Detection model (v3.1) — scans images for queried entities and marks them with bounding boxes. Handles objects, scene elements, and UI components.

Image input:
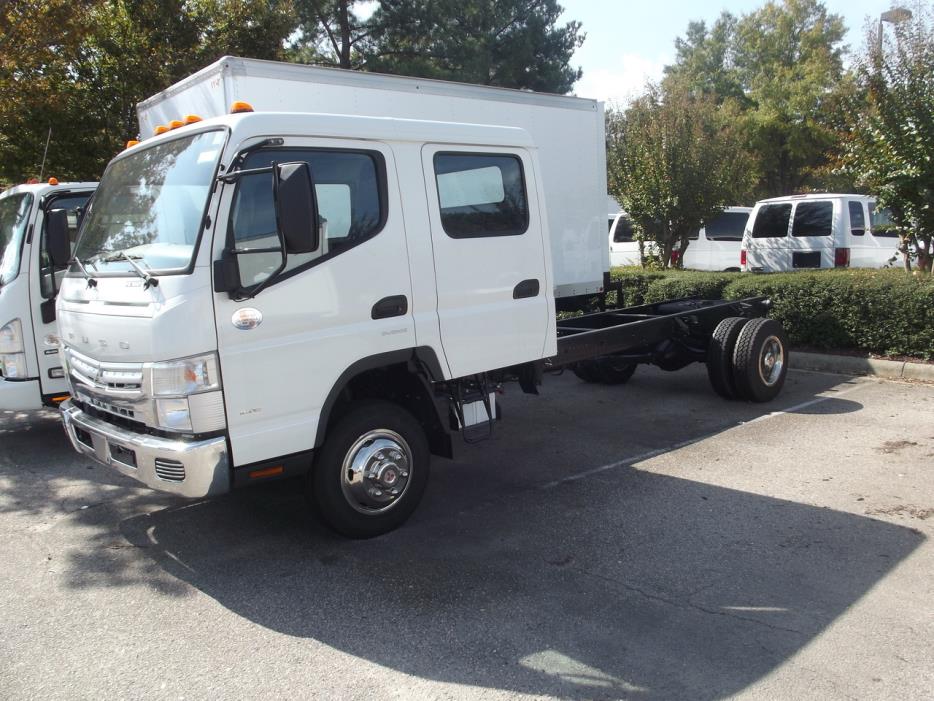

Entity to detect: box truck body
[137,57,609,299]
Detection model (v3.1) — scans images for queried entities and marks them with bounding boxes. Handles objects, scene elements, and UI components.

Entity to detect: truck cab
[58,111,555,536]
[0,181,96,410]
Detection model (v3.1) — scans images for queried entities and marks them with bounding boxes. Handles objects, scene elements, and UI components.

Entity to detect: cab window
[39,193,92,298]
[433,153,528,238]
[229,148,386,289]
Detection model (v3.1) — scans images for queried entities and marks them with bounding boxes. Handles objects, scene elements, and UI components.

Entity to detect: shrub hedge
[610,267,934,359]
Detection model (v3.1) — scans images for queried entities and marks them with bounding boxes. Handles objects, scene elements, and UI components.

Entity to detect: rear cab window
[792,201,833,237]
[433,153,528,238]
[751,203,792,238]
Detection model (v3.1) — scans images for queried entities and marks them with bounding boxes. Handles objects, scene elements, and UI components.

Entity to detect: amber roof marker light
[125,140,140,149]
[230,101,254,114]
[168,119,184,130]
[184,114,203,124]
[47,177,59,186]
[154,125,169,135]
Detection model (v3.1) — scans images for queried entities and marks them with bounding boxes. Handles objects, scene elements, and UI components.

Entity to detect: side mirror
[273,162,319,254]
[46,209,72,267]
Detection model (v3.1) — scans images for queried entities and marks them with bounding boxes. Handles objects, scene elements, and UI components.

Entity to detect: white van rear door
[747,203,793,271]
[788,199,836,269]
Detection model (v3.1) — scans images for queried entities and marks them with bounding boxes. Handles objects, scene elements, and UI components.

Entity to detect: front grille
[154,459,185,482]
[65,348,144,393]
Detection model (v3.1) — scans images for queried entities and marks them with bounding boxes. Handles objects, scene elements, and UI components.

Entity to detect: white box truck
[57,58,788,537]
[0,180,96,410]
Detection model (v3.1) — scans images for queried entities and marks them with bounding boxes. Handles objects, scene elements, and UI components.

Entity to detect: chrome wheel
[340,429,412,515]
[758,335,785,387]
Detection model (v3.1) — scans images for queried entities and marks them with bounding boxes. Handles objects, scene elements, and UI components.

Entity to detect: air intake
[154,459,185,482]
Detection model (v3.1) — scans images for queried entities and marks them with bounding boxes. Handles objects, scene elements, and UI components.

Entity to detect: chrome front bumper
[60,399,230,498]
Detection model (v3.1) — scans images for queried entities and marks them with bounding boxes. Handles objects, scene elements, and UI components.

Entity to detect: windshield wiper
[71,256,98,288]
[107,251,159,289]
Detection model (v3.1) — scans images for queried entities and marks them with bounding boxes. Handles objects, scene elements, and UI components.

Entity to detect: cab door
[212,139,416,467]
[30,190,94,400]
[421,146,549,378]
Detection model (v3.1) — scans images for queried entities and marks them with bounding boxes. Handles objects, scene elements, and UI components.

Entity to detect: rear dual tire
[707,317,788,402]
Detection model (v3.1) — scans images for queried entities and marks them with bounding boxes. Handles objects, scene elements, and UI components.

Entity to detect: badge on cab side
[232,308,263,330]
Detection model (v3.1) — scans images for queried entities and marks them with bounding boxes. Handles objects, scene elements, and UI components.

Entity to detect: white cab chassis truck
[57,58,788,537]
[0,181,95,409]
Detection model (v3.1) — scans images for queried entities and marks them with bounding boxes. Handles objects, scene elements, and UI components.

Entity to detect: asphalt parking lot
[1,364,932,700]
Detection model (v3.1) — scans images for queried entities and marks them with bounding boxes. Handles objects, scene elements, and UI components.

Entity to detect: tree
[663,0,848,198]
[842,7,934,273]
[0,0,296,182]
[606,87,754,268]
[363,0,584,93]
[288,1,373,68]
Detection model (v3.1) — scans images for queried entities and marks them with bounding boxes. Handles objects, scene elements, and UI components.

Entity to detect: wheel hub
[758,336,785,387]
[341,432,412,514]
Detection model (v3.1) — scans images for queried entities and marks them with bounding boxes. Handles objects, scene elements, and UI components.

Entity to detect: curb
[790,351,934,382]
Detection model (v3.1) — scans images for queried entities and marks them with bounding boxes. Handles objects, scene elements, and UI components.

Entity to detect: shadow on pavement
[0,368,914,699]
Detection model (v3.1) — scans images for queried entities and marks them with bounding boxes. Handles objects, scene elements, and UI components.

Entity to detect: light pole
[878,7,913,55]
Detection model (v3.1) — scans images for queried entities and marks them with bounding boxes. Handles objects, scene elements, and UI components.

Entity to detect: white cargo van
[608,208,640,267]
[0,181,96,409]
[682,207,750,272]
[741,194,899,272]
[57,57,786,538]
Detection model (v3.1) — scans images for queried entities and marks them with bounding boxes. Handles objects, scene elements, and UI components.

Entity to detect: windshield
[74,130,226,274]
[0,192,34,286]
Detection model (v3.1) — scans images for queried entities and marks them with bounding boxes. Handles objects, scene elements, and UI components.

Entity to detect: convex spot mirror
[274,162,319,254]
[45,209,72,267]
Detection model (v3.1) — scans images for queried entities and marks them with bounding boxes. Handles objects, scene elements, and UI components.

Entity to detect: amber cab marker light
[50,395,69,404]
[230,101,254,114]
[47,177,59,186]
[248,465,284,480]
[184,114,202,124]
[125,140,139,149]
[154,125,169,135]
[168,119,184,130]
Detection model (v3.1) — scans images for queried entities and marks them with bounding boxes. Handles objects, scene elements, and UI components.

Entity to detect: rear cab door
[421,145,550,378]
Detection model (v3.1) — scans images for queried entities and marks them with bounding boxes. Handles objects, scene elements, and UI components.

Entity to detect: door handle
[372,295,408,319]
[513,279,540,299]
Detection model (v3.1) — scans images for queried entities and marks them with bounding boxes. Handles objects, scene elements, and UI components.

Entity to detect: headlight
[150,353,221,397]
[1,353,27,379]
[0,319,24,354]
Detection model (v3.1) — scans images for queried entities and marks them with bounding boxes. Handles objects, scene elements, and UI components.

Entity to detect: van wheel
[732,319,789,402]
[706,317,749,399]
[308,400,430,538]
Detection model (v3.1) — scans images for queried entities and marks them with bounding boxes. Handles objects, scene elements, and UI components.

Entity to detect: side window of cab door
[39,194,91,298]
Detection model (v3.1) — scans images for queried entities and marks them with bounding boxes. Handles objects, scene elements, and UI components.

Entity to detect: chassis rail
[551,296,771,367]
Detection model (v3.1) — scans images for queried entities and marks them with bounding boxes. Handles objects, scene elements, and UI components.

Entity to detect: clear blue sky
[558,0,899,104]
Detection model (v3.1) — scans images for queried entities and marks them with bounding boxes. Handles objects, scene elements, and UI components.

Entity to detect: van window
[612,215,634,242]
[751,203,792,238]
[792,201,833,237]
[433,153,528,238]
[231,148,386,289]
[848,201,865,236]
[869,203,898,237]
[705,211,748,241]
[607,217,615,233]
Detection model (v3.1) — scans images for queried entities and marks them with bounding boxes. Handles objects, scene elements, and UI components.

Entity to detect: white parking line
[539,380,869,490]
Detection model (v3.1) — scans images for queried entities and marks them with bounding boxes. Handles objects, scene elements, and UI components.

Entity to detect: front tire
[309,400,430,538]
